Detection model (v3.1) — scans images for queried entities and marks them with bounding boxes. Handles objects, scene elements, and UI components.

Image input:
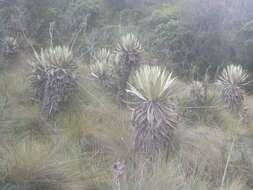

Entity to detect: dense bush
[143,4,179,61]
[142,1,241,79]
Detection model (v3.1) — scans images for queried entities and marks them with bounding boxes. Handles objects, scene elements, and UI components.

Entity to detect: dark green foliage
[1,0,253,79]
[55,0,103,35]
[178,0,228,75]
[236,21,253,81]
[143,1,237,79]
[23,0,57,43]
[143,4,179,62]
[120,9,145,27]
[104,0,126,12]
[0,0,24,36]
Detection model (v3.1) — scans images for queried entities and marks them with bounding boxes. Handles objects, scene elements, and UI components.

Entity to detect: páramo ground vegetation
[1,0,253,190]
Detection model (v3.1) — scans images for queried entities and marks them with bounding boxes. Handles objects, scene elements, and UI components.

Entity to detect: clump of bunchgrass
[175,126,227,184]
[0,140,86,190]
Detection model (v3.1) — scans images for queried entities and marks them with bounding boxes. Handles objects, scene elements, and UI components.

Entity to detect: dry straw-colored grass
[0,139,107,190]
[0,52,252,190]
